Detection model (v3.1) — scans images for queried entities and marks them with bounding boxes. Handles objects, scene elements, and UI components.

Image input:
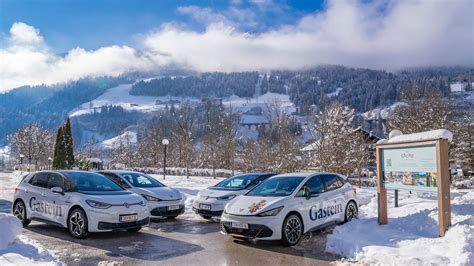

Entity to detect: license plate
[120,214,138,223]
[168,205,180,211]
[199,204,211,210]
[231,222,248,229]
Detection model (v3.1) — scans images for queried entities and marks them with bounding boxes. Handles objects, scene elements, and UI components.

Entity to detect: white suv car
[99,170,185,219]
[220,172,358,246]
[12,170,149,238]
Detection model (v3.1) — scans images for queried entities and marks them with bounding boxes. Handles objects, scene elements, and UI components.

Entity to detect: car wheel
[68,208,89,239]
[126,227,142,233]
[344,201,358,222]
[281,214,303,246]
[13,200,31,226]
[200,215,212,220]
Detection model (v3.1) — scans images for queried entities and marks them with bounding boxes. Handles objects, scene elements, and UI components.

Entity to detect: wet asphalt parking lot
[20,212,340,265]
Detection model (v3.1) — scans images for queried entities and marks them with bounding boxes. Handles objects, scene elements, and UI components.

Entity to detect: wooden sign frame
[376,138,451,237]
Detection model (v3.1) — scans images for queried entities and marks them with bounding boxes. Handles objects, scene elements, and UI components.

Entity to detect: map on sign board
[381,145,438,192]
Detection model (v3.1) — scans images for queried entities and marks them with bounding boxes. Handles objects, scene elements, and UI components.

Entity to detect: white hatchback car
[193,173,275,219]
[99,171,185,219]
[220,172,358,246]
[12,170,149,238]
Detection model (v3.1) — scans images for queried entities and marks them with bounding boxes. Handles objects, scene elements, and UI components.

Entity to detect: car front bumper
[192,198,227,217]
[146,200,185,218]
[220,212,283,240]
[86,205,149,232]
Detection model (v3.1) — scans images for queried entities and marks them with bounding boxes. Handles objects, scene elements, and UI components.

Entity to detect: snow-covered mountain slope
[99,130,137,149]
[69,83,200,117]
[69,82,295,118]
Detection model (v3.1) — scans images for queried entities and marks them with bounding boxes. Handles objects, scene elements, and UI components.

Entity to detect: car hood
[225,196,287,216]
[81,191,143,205]
[135,187,182,200]
[198,188,246,198]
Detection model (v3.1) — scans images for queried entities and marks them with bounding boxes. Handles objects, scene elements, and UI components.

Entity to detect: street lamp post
[162,139,169,180]
[19,154,24,173]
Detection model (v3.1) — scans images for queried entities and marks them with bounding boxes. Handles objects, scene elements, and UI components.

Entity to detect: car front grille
[150,205,185,217]
[192,207,223,216]
[221,222,273,238]
[98,217,149,230]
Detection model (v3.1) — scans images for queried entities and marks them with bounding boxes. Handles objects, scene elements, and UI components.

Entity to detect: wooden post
[394,190,399,207]
[436,139,451,237]
[376,146,388,224]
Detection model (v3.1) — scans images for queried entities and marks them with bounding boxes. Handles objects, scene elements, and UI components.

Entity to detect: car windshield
[120,173,164,188]
[64,172,124,192]
[214,174,262,189]
[247,176,305,197]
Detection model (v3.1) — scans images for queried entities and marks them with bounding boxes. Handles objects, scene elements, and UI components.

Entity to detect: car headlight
[86,200,112,209]
[217,194,236,200]
[141,194,162,201]
[257,206,284,217]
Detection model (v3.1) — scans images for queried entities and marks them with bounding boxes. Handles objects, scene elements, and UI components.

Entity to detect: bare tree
[170,101,196,178]
[389,87,452,133]
[111,132,137,168]
[8,123,54,169]
[311,102,366,175]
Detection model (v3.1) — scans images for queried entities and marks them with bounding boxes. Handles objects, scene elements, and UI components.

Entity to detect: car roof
[270,172,340,178]
[98,170,143,175]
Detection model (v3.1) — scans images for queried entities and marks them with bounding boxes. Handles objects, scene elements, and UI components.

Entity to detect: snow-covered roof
[379,129,453,144]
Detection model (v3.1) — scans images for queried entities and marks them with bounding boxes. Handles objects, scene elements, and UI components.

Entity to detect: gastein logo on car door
[309,203,342,221]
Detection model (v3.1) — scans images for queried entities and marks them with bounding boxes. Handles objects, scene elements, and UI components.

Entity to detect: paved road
[21,212,340,265]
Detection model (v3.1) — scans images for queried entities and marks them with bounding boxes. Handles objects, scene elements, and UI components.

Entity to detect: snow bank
[383,129,453,144]
[326,189,474,265]
[0,214,60,265]
[0,214,23,249]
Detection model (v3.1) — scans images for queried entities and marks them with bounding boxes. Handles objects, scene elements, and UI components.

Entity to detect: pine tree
[63,118,75,168]
[52,127,66,169]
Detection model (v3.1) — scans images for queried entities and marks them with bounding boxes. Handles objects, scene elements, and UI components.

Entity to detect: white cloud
[9,22,44,45]
[0,0,472,92]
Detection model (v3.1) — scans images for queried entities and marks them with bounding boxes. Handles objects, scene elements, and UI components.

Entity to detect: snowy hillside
[99,130,137,149]
[70,82,294,118]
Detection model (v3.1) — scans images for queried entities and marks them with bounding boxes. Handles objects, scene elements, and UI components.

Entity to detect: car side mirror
[51,186,64,195]
[303,186,311,200]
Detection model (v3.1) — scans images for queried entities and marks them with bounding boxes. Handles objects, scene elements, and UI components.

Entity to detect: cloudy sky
[0,0,472,92]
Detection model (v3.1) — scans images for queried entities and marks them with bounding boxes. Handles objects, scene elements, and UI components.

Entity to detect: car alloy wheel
[69,209,88,238]
[13,201,25,221]
[283,214,302,246]
[345,201,358,222]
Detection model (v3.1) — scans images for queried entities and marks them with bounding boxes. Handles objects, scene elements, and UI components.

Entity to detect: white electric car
[12,170,149,238]
[192,173,275,219]
[99,170,185,219]
[220,172,358,246]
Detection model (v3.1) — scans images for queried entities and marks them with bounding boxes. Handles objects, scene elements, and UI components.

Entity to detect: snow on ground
[0,172,61,265]
[326,188,473,265]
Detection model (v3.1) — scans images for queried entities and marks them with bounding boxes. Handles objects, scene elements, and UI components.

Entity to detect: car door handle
[41,193,46,196]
